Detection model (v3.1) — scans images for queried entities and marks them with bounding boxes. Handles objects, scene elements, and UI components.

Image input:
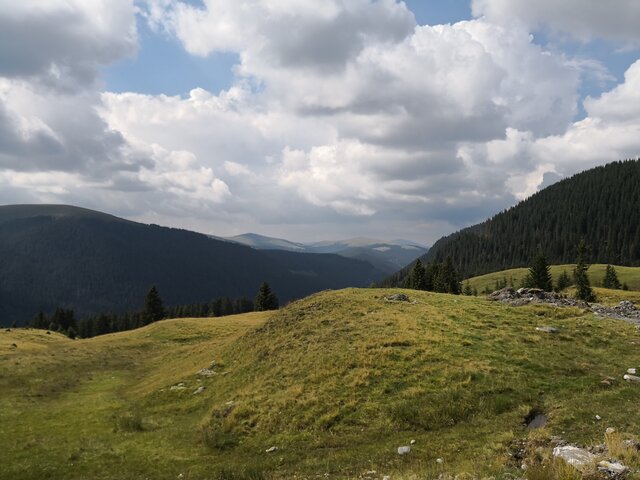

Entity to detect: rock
[397,446,411,455]
[265,446,278,453]
[170,383,186,391]
[535,326,559,334]
[197,368,216,377]
[623,439,640,451]
[628,368,637,375]
[225,400,235,407]
[385,294,411,302]
[624,374,640,383]
[436,458,444,464]
[606,427,616,434]
[553,445,596,470]
[526,413,548,429]
[193,386,205,395]
[598,460,628,475]
[410,439,416,445]
[595,415,602,421]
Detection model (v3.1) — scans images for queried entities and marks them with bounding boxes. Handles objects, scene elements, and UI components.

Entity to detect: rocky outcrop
[488,288,640,324]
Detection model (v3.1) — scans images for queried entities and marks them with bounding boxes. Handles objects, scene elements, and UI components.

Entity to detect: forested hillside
[386,159,640,284]
[0,205,384,325]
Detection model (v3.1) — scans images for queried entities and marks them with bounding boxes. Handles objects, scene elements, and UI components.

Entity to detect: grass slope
[2,290,640,479]
[466,264,640,294]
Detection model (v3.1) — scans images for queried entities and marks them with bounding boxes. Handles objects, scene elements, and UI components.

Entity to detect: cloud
[0,0,137,91]
[0,0,233,222]
[471,0,640,46]
[1,0,639,244]
[463,60,640,198]
[149,0,415,69]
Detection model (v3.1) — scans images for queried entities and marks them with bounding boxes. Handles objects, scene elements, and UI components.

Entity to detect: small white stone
[628,368,637,375]
[606,427,616,434]
[397,446,411,455]
[624,374,640,383]
[265,446,278,453]
[410,439,416,445]
[595,415,602,421]
[598,460,627,474]
[436,458,444,464]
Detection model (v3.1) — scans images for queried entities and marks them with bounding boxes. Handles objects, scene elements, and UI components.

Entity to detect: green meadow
[2,289,640,479]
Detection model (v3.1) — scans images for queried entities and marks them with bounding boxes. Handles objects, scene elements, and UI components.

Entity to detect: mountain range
[0,205,389,325]
[224,233,428,274]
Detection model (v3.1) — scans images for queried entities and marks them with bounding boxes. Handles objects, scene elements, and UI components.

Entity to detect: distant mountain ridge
[384,159,640,285]
[226,234,428,274]
[0,205,386,325]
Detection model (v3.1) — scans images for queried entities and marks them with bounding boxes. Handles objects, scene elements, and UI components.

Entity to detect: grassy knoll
[2,290,640,479]
[466,264,640,294]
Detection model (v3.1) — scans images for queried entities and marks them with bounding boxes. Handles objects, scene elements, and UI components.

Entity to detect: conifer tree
[254,282,279,311]
[408,259,427,290]
[574,240,596,302]
[143,285,165,324]
[528,250,553,291]
[555,270,572,292]
[602,264,622,289]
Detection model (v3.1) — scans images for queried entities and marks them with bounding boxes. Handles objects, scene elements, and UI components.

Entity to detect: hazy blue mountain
[224,234,429,274]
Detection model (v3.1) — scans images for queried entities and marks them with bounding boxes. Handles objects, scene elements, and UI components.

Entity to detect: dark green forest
[0,205,385,326]
[385,159,640,284]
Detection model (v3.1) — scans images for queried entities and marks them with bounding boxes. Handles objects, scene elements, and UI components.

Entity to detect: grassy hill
[2,289,640,479]
[466,264,640,294]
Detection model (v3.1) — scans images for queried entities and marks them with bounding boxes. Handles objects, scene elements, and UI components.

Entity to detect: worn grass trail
[1,290,640,479]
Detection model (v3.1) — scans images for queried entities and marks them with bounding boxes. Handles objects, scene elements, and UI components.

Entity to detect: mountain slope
[0,205,385,325]
[388,159,640,283]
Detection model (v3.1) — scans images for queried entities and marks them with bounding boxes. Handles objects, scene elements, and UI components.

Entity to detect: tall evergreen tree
[254,282,279,311]
[528,250,553,291]
[602,264,622,289]
[574,240,596,302]
[408,259,427,290]
[143,285,165,324]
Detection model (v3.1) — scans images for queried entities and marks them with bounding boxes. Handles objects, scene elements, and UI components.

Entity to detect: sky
[1,1,639,245]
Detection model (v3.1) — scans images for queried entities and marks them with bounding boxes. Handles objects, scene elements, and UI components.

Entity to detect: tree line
[27,282,280,339]
[402,239,628,302]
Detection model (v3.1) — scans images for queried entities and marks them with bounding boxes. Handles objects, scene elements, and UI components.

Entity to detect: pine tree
[574,240,596,302]
[528,250,552,291]
[555,270,572,292]
[408,259,427,290]
[143,285,165,324]
[254,282,279,311]
[602,264,622,289]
